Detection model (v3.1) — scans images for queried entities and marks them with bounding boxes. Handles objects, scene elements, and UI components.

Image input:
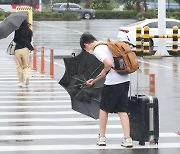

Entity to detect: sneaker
[18,82,25,87]
[121,137,133,148]
[97,135,106,146]
[25,77,29,86]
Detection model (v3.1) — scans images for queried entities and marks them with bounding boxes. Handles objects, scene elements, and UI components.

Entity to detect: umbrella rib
[72,63,103,99]
[68,83,86,88]
[72,84,88,99]
[72,76,86,82]
[88,63,103,79]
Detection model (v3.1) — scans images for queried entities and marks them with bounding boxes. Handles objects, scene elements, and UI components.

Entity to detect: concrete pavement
[0,19,180,154]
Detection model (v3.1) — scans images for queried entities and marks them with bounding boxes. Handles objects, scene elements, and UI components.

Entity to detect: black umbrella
[0,12,28,39]
[59,51,105,119]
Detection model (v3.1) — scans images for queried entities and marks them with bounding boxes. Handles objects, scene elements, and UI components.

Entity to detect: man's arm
[86,58,112,86]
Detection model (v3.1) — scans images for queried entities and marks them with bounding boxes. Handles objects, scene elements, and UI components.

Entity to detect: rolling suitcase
[128,73,159,145]
[128,95,159,145]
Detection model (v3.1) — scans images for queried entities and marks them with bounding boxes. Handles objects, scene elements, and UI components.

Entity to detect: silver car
[51,3,95,19]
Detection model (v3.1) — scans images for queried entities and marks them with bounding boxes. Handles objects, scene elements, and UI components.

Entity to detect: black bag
[128,95,159,145]
[7,40,16,55]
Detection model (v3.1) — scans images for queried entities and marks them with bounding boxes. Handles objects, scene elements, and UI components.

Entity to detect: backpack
[95,39,139,75]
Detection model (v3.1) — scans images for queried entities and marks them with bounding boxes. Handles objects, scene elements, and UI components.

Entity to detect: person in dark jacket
[13,20,34,87]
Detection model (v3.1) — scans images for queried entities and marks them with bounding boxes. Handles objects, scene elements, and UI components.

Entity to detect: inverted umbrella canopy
[59,51,105,119]
[0,12,28,39]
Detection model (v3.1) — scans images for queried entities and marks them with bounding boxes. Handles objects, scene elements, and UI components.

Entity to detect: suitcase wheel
[149,139,158,145]
[139,141,145,146]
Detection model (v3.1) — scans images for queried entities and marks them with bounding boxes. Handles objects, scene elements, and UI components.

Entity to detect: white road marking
[0,133,179,140]
[138,59,173,69]
[0,111,82,115]
[0,80,57,83]
[0,117,119,122]
[0,143,180,151]
[0,95,69,99]
[0,105,71,109]
[0,77,51,80]
[0,100,70,103]
[0,91,68,94]
[0,125,122,130]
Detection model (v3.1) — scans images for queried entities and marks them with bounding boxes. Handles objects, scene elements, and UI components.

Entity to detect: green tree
[91,0,115,10]
[85,0,90,8]
[122,0,134,10]
[135,0,141,12]
[29,0,36,9]
[174,0,180,6]
[51,0,81,3]
[68,0,81,3]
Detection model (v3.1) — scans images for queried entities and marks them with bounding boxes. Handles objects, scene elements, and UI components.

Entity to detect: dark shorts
[100,81,130,113]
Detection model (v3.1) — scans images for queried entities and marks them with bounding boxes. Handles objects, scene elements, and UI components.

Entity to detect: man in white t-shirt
[80,32,133,148]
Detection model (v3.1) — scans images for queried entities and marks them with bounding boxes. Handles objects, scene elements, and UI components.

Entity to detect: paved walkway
[0,56,180,154]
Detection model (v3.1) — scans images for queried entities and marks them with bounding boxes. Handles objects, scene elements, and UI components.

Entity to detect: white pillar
[155,0,169,56]
[39,0,42,12]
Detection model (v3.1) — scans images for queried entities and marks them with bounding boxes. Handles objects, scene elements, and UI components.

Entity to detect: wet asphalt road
[0,19,180,153]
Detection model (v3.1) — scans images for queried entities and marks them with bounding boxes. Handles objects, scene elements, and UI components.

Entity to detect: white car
[117,18,180,50]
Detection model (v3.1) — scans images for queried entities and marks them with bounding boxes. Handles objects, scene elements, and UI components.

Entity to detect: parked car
[117,18,180,50]
[51,3,95,19]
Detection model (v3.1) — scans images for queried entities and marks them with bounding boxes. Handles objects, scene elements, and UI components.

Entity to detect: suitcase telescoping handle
[148,96,155,144]
[129,70,139,99]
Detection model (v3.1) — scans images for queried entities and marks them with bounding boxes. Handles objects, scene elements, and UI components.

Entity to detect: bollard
[50,49,54,78]
[136,26,142,55]
[143,26,150,54]
[149,74,155,96]
[172,26,178,54]
[41,46,45,74]
[33,44,37,70]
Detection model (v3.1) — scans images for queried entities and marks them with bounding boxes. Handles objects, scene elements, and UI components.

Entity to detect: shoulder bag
[7,40,16,55]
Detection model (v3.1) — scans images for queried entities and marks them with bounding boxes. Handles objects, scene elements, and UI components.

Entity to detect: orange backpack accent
[95,39,139,75]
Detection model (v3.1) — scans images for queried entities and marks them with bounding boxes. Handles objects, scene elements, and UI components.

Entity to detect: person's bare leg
[99,109,108,136]
[118,112,130,137]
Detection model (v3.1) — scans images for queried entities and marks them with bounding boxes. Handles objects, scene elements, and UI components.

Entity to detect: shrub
[33,11,79,21]
[95,10,137,19]
[171,11,180,20]
[137,11,157,20]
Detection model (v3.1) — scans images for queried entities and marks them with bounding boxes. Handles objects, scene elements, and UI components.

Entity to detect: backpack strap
[93,40,115,72]
[93,41,107,50]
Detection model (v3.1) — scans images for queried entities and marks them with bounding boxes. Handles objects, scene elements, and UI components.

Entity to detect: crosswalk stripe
[0,133,179,140]
[0,125,122,130]
[0,111,82,115]
[0,95,70,98]
[0,80,57,83]
[0,100,70,103]
[0,117,119,122]
[0,143,180,151]
[0,91,68,94]
[0,86,63,89]
[0,105,71,109]
[0,77,52,80]
[0,74,45,77]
